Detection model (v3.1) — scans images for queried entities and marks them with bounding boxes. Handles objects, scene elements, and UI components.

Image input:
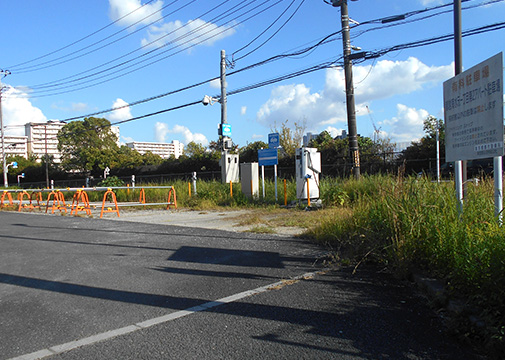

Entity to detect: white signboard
[443,52,503,162]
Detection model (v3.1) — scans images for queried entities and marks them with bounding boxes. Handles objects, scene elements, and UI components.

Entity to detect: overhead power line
[6,0,158,70]
[12,0,194,74]
[231,0,306,63]
[22,0,283,97]
[4,14,505,151]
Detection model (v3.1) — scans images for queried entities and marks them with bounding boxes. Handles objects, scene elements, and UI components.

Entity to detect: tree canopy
[398,116,445,174]
[58,117,120,175]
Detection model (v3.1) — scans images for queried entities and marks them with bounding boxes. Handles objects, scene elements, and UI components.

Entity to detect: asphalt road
[0,212,480,359]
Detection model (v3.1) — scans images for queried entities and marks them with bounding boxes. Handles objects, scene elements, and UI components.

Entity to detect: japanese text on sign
[443,53,504,162]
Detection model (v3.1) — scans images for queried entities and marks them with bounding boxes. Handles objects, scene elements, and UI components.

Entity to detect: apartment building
[24,121,66,163]
[0,136,28,159]
[126,140,184,159]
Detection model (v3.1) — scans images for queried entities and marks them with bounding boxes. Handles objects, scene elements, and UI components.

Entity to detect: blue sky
[0,0,504,149]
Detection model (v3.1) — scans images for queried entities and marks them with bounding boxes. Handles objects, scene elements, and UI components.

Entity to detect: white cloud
[121,135,135,144]
[71,103,90,112]
[383,104,430,142]
[256,57,452,135]
[209,79,221,89]
[109,0,164,27]
[251,134,263,140]
[0,85,47,135]
[141,18,235,49]
[52,101,91,112]
[418,0,443,5]
[257,84,323,126]
[108,98,132,122]
[240,106,247,116]
[155,122,208,146]
[324,126,345,138]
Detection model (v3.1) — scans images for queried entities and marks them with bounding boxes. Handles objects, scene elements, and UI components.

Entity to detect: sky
[0,0,504,150]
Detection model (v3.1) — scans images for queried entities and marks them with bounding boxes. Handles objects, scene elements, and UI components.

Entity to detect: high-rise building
[126,140,184,159]
[25,121,66,163]
[0,136,28,159]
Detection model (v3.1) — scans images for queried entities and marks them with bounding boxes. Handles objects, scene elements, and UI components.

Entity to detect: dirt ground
[98,208,307,237]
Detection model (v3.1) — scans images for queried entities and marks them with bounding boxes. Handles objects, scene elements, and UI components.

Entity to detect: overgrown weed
[306,174,505,355]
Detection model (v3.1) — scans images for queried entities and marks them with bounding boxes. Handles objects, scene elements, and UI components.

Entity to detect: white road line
[8,270,325,360]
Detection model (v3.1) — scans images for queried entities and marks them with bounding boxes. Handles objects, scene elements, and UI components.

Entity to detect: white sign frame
[443,52,503,162]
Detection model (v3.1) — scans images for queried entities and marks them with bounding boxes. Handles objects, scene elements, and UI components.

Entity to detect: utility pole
[453,0,464,214]
[0,88,6,188]
[220,50,228,129]
[0,70,10,188]
[333,0,360,179]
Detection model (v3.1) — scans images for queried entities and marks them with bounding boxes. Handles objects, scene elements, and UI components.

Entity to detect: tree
[115,146,143,170]
[141,151,164,166]
[272,119,305,159]
[57,117,120,175]
[239,141,268,163]
[398,116,445,174]
[184,142,207,160]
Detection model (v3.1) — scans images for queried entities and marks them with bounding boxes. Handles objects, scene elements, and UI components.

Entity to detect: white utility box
[240,162,259,199]
[295,147,321,200]
[221,152,239,183]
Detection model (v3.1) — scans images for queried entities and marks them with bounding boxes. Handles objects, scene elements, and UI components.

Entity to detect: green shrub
[97,176,124,187]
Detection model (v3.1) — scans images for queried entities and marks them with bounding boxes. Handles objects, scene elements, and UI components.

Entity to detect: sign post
[268,133,280,201]
[258,148,279,201]
[443,52,503,220]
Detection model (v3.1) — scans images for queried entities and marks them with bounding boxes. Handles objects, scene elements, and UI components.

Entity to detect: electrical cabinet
[221,152,239,183]
[295,147,321,200]
[240,162,259,199]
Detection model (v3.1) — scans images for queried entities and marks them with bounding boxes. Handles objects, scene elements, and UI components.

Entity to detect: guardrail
[1,186,177,218]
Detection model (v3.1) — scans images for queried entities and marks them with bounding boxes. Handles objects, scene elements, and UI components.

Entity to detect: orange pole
[307,179,311,207]
[127,184,130,195]
[188,182,191,197]
[230,181,233,198]
[284,179,287,206]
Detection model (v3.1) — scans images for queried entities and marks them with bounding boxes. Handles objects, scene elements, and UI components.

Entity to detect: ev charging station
[295,148,321,201]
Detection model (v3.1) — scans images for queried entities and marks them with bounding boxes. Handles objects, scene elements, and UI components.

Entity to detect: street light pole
[334,0,360,179]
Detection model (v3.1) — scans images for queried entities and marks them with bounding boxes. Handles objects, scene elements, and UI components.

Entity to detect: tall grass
[307,175,505,354]
[67,178,302,209]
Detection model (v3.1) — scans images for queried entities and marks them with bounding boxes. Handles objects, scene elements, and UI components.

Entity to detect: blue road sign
[222,124,232,137]
[268,133,280,149]
[258,148,278,166]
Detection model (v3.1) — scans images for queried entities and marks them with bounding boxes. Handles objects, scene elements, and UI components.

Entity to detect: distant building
[24,121,66,163]
[303,132,316,147]
[126,140,184,159]
[335,130,347,140]
[0,136,28,159]
[110,126,120,146]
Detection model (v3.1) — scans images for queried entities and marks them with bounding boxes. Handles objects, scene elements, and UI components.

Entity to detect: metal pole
[339,1,360,180]
[494,156,503,225]
[436,127,440,183]
[0,89,6,188]
[261,165,265,199]
[454,0,464,215]
[220,49,227,126]
[220,49,228,183]
[45,124,49,188]
[274,164,278,202]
